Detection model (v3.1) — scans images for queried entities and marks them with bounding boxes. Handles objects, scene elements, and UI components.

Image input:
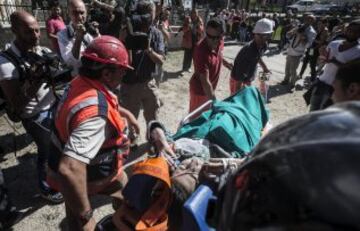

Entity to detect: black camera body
[125,14,152,50]
[297,24,307,34]
[25,51,72,87]
[84,21,99,37]
[124,0,153,50]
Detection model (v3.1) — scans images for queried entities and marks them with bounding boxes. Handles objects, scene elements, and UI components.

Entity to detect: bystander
[46,2,65,54]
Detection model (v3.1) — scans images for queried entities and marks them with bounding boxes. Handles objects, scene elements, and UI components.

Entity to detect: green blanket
[173,86,269,158]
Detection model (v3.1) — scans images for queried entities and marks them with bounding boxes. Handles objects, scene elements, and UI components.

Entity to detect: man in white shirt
[281,14,317,89]
[309,20,360,111]
[0,11,63,203]
[57,0,93,76]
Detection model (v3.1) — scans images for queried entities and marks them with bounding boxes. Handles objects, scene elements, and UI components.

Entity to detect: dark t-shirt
[122,26,165,84]
[231,40,266,81]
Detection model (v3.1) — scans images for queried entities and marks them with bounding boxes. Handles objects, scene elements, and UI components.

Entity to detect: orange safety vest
[112,156,171,231]
[48,76,129,194]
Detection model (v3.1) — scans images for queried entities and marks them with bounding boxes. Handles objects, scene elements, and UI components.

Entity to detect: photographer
[57,0,94,76]
[91,0,126,38]
[308,20,360,111]
[0,11,63,203]
[119,0,165,126]
[299,17,329,82]
[281,14,317,90]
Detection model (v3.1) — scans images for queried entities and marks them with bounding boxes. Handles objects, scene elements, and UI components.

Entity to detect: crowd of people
[0,0,360,229]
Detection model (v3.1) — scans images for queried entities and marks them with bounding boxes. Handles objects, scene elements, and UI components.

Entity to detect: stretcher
[174,85,269,158]
[96,86,269,231]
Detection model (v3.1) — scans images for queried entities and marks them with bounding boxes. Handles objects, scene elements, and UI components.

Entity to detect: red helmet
[82,35,133,70]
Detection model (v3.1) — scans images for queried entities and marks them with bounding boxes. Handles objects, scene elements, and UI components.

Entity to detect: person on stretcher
[96,85,269,231]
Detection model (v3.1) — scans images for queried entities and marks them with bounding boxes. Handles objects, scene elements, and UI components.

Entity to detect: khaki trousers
[119,79,162,124]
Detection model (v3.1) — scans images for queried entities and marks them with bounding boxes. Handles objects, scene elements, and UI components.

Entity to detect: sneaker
[280,80,289,85]
[40,189,64,204]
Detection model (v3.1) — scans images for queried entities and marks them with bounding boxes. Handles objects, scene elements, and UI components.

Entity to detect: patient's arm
[150,127,176,158]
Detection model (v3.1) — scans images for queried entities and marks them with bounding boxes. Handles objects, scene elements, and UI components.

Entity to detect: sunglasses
[206,33,222,40]
[257,33,272,39]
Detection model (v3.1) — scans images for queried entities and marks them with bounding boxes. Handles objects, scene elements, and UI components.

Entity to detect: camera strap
[135,31,153,76]
[0,46,49,108]
[1,48,27,82]
[0,48,28,121]
[135,52,145,76]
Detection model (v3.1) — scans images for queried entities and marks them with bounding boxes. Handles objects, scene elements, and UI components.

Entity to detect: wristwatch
[79,209,94,225]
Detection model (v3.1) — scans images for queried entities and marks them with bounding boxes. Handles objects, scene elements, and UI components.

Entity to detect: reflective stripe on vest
[54,76,124,141]
[50,76,129,187]
[65,96,99,134]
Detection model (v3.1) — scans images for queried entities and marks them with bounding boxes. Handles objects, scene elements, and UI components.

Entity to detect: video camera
[25,51,72,88]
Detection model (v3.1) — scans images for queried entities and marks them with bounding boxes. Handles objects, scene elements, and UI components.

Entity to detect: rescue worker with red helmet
[47,35,139,230]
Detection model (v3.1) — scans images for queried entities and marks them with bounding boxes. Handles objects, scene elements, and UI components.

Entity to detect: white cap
[253,18,274,34]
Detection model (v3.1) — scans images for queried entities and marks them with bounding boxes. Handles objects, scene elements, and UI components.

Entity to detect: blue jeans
[22,109,53,192]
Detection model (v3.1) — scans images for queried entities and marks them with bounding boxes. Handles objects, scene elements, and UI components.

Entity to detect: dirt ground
[0,46,309,230]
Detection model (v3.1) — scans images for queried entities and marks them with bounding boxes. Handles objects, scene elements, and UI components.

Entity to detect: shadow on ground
[0,132,33,158]
[162,70,183,82]
[267,83,291,102]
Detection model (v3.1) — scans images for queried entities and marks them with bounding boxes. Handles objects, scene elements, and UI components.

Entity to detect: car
[287,0,316,13]
[311,1,338,15]
[329,4,352,16]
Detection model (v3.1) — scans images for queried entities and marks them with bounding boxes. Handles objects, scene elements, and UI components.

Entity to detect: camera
[125,14,152,50]
[25,51,72,88]
[123,0,154,50]
[84,21,100,37]
[297,24,307,34]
